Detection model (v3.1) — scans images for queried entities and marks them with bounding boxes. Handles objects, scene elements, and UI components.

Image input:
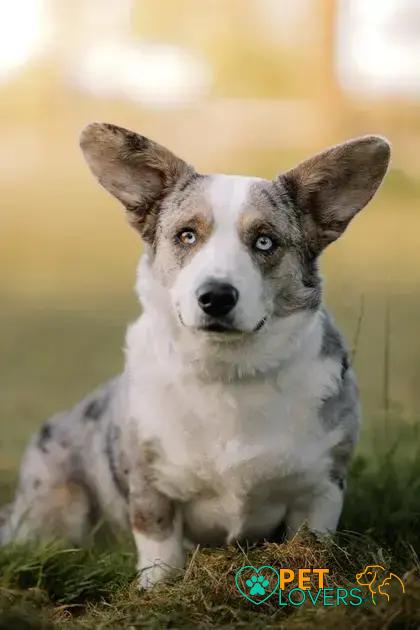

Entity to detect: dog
[0,123,390,588]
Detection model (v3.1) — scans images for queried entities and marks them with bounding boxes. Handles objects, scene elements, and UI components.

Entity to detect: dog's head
[80,123,389,340]
[356,565,386,588]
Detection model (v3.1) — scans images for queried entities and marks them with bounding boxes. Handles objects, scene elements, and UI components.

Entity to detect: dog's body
[1,125,389,588]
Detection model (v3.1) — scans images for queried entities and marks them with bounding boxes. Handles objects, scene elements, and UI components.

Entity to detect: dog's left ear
[277,136,390,254]
[80,123,193,242]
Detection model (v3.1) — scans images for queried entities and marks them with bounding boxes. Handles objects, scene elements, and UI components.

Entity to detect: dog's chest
[130,356,337,541]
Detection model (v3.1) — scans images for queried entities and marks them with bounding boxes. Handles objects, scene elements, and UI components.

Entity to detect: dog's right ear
[80,123,193,242]
[277,136,390,255]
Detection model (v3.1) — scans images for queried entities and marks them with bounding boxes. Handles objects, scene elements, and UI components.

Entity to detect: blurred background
[1,0,419,486]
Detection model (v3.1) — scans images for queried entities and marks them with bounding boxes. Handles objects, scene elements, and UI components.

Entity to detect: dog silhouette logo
[356,565,405,605]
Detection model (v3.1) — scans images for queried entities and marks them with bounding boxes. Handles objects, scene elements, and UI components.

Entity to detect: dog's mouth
[199,321,237,333]
[197,321,244,335]
[177,311,268,335]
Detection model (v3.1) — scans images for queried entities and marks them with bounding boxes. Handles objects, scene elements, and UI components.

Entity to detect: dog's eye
[254,235,274,252]
[178,230,197,246]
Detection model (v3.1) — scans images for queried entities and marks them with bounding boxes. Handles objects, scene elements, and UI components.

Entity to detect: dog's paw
[136,532,185,590]
[137,562,175,590]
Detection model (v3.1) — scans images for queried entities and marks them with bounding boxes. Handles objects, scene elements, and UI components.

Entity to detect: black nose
[196,281,239,318]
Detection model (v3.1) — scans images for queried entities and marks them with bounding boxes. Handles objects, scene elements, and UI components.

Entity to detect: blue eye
[255,235,273,251]
[178,230,197,245]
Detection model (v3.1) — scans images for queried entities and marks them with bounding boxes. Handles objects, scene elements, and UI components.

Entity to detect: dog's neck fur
[130,253,324,383]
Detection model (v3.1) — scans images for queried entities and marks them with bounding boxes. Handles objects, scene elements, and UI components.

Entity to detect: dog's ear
[80,123,193,242]
[277,136,390,255]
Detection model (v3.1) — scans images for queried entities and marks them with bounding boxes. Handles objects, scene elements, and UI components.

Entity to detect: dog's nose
[196,281,239,317]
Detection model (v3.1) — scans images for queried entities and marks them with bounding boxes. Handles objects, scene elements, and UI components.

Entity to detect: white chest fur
[125,311,343,543]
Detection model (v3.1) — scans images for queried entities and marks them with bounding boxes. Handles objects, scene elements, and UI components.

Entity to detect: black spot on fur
[299,251,319,290]
[84,395,109,421]
[321,315,344,358]
[341,355,349,380]
[320,313,351,381]
[125,131,150,153]
[329,470,346,491]
[105,424,129,500]
[37,423,52,453]
[102,123,150,153]
[177,171,200,194]
[173,172,204,209]
[33,479,41,489]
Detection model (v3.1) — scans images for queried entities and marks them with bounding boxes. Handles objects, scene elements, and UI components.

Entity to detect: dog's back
[0,377,129,544]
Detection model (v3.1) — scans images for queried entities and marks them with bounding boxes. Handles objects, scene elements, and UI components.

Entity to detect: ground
[1,434,419,629]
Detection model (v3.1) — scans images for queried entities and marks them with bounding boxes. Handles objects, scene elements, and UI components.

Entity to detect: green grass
[1,435,419,629]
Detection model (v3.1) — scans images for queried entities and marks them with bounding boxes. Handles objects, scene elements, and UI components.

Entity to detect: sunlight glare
[72,42,210,106]
[0,0,50,81]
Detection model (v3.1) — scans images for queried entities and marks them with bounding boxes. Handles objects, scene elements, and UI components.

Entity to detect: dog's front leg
[129,480,185,590]
[285,480,344,538]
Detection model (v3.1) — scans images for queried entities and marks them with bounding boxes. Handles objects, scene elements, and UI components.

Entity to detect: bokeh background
[1,0,420,488]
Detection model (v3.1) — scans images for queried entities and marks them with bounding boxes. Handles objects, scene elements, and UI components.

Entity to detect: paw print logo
[235,565,280,604]
[246,573,270,596]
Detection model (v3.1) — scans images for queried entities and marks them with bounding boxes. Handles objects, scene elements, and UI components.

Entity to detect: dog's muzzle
[177,280,268,335]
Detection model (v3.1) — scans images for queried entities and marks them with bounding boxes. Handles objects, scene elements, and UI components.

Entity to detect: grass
[1,434,419,629]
